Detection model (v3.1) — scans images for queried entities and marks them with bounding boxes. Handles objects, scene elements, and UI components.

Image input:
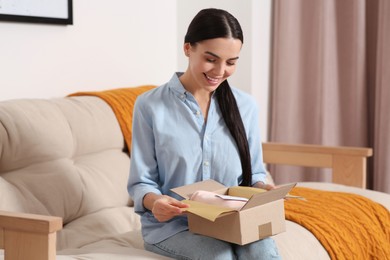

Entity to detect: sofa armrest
[0,210,62,260]
[262,142,373,188]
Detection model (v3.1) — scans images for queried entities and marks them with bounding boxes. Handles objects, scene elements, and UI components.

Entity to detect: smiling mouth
[204,74,222,84]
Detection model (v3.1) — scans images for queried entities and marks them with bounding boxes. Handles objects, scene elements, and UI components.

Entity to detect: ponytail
[215,81,252,186]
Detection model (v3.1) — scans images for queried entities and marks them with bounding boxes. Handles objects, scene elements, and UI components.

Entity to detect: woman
[128,8,280,259]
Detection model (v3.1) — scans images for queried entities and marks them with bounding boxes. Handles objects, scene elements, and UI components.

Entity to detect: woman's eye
[227,62,236,66]
[206,58,216,63]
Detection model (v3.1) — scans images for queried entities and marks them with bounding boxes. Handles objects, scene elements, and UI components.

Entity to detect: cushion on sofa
[0,96,132,225]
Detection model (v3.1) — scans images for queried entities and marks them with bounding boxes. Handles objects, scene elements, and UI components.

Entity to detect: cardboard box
[171,180,296,245]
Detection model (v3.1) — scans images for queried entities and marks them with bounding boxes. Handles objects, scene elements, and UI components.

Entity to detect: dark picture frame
[0,0,73,25]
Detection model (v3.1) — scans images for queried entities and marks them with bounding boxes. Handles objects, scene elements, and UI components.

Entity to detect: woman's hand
[253,181,276,191]
[144,193,189,222]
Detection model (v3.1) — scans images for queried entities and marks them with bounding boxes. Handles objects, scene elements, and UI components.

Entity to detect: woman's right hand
[144,193,189,222]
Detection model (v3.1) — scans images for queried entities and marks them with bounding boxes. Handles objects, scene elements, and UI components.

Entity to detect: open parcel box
[171,180,296,245]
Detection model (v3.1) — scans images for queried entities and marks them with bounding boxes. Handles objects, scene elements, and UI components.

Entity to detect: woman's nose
[214,62,225,75]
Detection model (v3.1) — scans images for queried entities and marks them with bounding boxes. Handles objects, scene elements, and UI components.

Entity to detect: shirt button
[195,111,201,116]
[180,94,185,99]
[203,161,209,166]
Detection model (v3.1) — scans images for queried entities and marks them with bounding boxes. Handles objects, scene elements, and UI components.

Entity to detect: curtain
[269,0,390,193]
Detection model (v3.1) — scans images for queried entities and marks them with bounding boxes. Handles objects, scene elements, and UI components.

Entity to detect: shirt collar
[169,72,188,100]
[168,72,217,101]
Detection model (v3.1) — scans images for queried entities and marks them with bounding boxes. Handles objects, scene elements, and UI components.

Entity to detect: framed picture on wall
[0,0,73,25]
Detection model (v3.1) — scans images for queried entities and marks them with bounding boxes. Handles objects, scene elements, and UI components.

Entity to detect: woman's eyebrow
[204,51,239,61]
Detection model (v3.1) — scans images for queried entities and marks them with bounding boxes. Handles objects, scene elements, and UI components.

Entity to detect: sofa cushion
[0,96,131,224]
[57,206,142,250]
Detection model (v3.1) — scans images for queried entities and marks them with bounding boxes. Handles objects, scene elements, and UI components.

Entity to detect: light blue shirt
[128,72,267,244]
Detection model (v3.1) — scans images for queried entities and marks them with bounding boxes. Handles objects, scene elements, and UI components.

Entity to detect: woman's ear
[184,43,191,57]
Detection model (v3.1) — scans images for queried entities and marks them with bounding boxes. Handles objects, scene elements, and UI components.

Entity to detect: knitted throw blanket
[285,187,390,260]
[69,85,155,152]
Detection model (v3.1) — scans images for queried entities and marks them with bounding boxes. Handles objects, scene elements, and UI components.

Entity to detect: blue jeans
[144,231,281,260]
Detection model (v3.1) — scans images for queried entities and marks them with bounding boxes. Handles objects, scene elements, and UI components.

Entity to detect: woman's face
[184,37,242,93]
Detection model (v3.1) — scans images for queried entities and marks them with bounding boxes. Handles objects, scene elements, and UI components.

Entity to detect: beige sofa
[1,94,388,260]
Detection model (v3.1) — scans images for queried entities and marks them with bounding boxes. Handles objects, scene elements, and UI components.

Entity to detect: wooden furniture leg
[0,211,62,260]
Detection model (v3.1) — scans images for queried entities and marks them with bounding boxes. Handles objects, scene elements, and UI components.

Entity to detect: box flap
[228,186,267,199]
[182,200,236,221]
[171,179,227,199]
[241,183,296,210]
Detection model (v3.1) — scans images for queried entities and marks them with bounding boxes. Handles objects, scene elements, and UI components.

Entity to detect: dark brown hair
[184,8,252,186]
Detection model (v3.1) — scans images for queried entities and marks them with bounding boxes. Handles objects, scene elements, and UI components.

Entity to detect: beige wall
[0,0,271,141]
[0,0,178,100]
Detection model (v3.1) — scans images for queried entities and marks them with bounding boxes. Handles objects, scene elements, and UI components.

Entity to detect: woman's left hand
[253,182,276,191]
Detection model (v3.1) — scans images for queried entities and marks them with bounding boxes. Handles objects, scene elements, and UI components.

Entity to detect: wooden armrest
[262,142,373,188]
[0,211,62,260]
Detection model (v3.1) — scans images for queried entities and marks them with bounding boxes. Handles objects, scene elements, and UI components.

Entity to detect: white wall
[0,0,272,140]
[177,0,272,141]
[0,0,177,100]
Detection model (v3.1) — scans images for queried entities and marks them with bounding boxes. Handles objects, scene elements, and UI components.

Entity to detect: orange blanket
[285,187,390,260]
[69,85,155,152]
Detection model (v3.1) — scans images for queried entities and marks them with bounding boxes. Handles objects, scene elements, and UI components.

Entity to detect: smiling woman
[180,37,242,118]
[127,8,281,260]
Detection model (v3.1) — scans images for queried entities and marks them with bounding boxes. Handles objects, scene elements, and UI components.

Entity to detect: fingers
[170,199,190,209]
[264,183,276,190]
[152,196,189,222]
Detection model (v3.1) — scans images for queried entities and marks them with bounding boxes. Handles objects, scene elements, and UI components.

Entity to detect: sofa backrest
[0,96,131,224]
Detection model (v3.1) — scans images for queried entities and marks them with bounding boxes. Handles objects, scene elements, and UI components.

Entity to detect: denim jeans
[144,231,281,260]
